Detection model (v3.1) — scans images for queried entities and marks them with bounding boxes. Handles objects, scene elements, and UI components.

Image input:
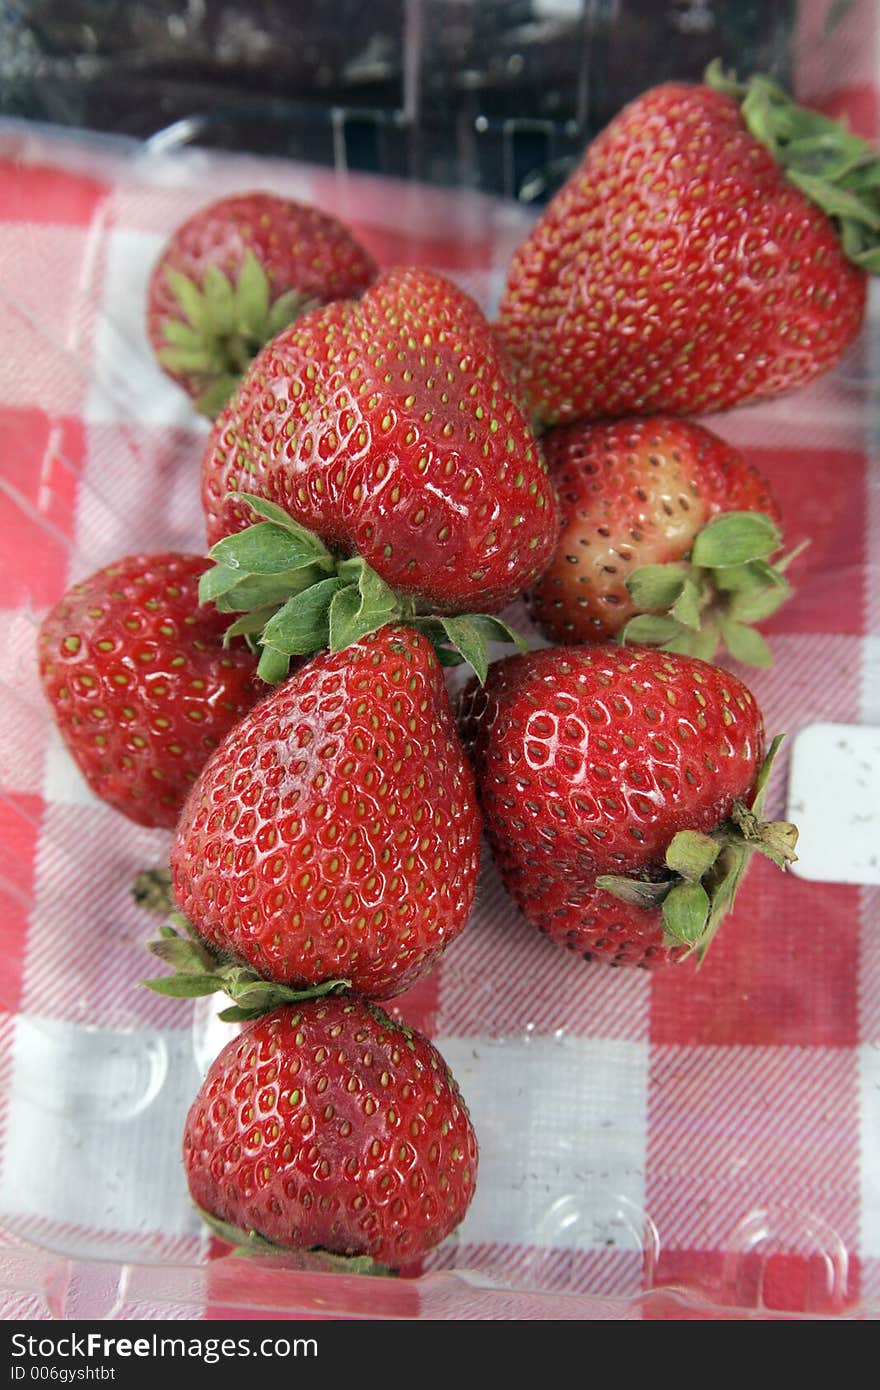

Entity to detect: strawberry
[195,267,559,675]
[459,644,797,967]
[38,554,262,829]
[529,416,796,667]
[165,625,481,1001]
[183,996,478,1267]
[147,191,377,417]
[497,67,879,425]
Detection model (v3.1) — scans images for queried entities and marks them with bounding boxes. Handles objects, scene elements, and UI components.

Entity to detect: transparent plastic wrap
[1,6,879,1322]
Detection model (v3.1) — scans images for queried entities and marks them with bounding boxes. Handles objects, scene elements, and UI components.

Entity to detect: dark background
[1,1,797,200]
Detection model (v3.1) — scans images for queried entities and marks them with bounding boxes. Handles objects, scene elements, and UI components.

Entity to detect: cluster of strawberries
[36,67,878,1270]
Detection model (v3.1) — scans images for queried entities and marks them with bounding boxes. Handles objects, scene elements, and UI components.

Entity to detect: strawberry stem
[158,253,321,417]
[142,911,352,1018]
[196,1206,394,1274]
[132,866,174,916]
[620,510,800,667]
[597,735,797,961]
[202,493,528,683]
[705,61,880,275]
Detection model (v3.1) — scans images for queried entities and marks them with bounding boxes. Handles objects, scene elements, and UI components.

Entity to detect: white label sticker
[787,722,880,885]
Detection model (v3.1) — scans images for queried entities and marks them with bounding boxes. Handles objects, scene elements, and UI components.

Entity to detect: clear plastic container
[1,1,879,1321]
[0,1,798,202]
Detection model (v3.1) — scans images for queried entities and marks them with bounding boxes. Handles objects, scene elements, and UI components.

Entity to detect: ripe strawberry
[183,996,478,1267]
[459,644,797,967]
[199,266,559,629]
[498,68,878,425]
[147,191,377,416]
[169,625,481,999]
[38,554,263,829]
[529,416,794,666]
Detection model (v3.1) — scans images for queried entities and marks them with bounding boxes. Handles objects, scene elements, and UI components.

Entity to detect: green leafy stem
[597,734,798,961]
[201,492,528,684]
[158,250,321,417]
[706,60,880,275]
[196,1207,393,1275]
[619,510,806,667]
[142,911,351,1023]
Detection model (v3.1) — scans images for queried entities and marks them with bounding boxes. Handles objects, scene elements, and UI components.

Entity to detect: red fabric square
[646,1247,859,1318]
[385,970,441,1039]
[351,222,494,273]
[204,1252,420,1318]
[817,86,880,141]
[859,886,880,1043]
[737,633,862,747]
[0,792,44,1012]
[644,1248,726,1318]
[650,863,861,1047]
[0,408,83,608]
[861,1256,880,1313]
[0,162,108,227]
[749,446,866,637]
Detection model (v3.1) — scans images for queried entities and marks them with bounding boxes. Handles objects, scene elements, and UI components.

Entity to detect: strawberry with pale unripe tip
[528,415,798,668]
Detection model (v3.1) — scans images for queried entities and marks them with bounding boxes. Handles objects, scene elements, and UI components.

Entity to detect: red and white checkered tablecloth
[0,0,879,1321]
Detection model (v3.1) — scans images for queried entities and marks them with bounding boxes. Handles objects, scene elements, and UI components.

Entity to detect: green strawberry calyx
[201,492,529,684]
[142,911,351,1023]
[597,734,798,962]
[195,1207,393,1275]
[619,510,806,668]
[706,60,880,275]
[132,865,174,915]
[156,250,321,417]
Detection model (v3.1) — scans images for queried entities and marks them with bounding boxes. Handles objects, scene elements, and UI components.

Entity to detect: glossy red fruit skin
[201,266,560,614]
[172,625,482,999]
[513,875,689,970]
[459,644,765,967]
[147,191,376,400]
[38,554,262,829]
[498,83,867,425]
[529,416,781,643]
[183,997,478,1266]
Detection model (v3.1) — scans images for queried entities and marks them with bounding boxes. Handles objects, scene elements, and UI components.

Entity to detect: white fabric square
[437,1034,649,1251]
[0,1015,202,1249]
[863,637,880,724]
[84,228,199,428]
[41,724,101,809]
[859,1041,880,1257]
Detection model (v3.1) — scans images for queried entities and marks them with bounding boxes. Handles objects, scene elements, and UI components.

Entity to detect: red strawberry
[199,267,559,625]
[529,416,793,666]
[498,69,877,425]
[38,554,263,829]
[147,191,377,416]
[459,644,797,967]
[169,625,481,1000]
[183,996,478,1267]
